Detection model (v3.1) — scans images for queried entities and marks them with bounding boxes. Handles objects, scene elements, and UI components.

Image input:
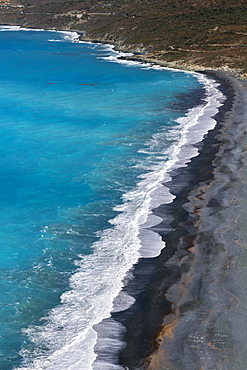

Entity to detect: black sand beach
[116,71,247,369]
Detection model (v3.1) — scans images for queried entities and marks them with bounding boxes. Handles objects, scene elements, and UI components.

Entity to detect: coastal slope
[0,0,247,73]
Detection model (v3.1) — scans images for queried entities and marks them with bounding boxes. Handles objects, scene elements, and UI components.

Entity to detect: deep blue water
[0,26,223,369]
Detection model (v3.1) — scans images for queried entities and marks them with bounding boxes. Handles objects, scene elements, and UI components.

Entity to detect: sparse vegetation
[0,0,247,71]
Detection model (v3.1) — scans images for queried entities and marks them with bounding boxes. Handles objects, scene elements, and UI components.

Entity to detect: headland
[0,0,247,76]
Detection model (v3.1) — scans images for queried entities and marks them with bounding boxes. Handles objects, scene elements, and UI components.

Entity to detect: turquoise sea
[0,26,224,369]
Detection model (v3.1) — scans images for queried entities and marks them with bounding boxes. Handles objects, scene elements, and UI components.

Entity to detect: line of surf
[2,27,225,370]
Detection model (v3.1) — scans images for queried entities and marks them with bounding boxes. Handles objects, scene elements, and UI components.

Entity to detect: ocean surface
[0,26,224,369]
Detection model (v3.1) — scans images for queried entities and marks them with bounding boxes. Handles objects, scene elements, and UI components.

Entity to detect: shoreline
[24,28,247,368]
[160,70,247,370]
[1,26,246,369]
[2,24,246,77]
[117,71,247,369]
[81,34,247,79]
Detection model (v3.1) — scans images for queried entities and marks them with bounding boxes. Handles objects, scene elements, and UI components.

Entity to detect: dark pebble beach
[116,71,247,370]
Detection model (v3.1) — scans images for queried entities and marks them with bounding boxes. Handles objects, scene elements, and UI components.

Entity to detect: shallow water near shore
[0,26,224,369]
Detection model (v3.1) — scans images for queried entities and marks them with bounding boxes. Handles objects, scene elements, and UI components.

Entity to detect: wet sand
[119,71,247,369]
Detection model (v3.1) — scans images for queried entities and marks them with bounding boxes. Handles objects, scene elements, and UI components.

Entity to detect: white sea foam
[17,209,142,369]
[0,25,22,31]
[133,72,225,257]
[0,25,46,32]
[93,319,127,370]
[48,39,63,42]
[59,31,81,43]
[0,26,80,43]
[14,30,225,370]
[17,73,225,370]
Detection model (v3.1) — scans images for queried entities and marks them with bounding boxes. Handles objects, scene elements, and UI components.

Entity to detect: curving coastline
[1,25,246,369]
[118,71,247,369]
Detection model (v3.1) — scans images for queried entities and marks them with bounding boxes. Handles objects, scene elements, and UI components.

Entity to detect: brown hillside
[0,0,247,72]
